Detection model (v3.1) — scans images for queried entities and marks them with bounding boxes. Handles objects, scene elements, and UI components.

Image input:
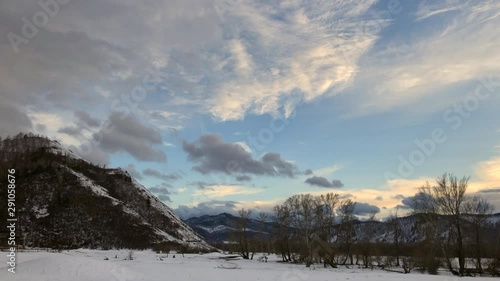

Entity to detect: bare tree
[388,209,402,267]
[273,204,292,262]
[464,196,495,273]
[257,212,269,258]
[237,208,251,259]
[337,199,356,265]
[412,173,469,276]
[313,193,339,267]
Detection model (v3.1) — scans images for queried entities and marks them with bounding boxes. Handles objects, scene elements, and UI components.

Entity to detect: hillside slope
[0,133,213,251]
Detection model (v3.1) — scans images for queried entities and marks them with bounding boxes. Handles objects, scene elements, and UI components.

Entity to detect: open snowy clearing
[0,250,495,281]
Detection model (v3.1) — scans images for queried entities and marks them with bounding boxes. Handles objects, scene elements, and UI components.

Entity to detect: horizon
[1,0,500,221]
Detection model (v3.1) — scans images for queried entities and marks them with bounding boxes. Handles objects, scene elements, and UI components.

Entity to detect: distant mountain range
[0,134,213,251]
[184,213,277,243]
[185,212,500,245]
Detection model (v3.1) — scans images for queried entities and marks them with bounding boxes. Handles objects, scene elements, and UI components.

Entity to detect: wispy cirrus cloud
[348,0,500,117]
[208,0,380,120]
[192,184,264,198]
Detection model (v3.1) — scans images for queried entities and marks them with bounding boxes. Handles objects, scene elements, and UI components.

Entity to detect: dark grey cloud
[182,134,300,177]
[353,202,380,215]
[174,200,241,219]
[478,188,500,193]
[149,186,171,195]
[236,175,252,182]
[35,124,47,132]
[157,194,172,203]
[58,126,80,135]
[340,193,354,199]
[305,176,344,188]
[0,0,222,147]
[0,104,32,136]
[188,181,212,190]
[96,112,166,162]
[149,182,175,203]
[331,180,344,188]
[75,111,100,128]
[58,112,100,137]
[392,194,405,200]
[143,168,181,181]
[304,169,313,175]
[125,164,143,180]
[401,192,435,210]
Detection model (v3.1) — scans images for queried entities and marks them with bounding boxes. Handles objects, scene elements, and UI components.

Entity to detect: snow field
[0,250,496,281]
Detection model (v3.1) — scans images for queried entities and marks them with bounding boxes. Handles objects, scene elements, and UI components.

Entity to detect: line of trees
[231,173,499,276]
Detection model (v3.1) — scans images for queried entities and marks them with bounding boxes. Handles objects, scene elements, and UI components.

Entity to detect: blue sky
[1,0,499,219]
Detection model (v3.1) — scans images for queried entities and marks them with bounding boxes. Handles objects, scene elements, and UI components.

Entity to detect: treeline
[227,174,499,276]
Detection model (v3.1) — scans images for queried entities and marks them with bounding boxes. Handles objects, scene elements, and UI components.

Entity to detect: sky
[1,0,500,220]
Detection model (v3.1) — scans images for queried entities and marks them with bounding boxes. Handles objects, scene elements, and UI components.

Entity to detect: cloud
[349,1,500,117]
[352,202,380,215]
[174,200,241,219]
[143,168,181,181]
[208,0,381,120]
[236,175,252,182]
[96,112,166,162]
[0,104,32,136]
[183,134,300,177]
[188,181,212,190]
[478,188,500,194]
[400,192,435,210]
[0,0,426,149]
[0,0,223,147]
[312,165,343,177]
[340,193,354,199]
[192,184,264,198]
[149,182,175,203]
[300,177,432,218]
[305,176,344,188]
[392,194,405,200]
[125,164,143,180]
[157,194,172,203]
[149,186,171,195]
[75,111,100,128]
[474,156,500,184]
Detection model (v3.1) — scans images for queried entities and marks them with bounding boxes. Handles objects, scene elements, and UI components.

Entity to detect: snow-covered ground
[0,250,495,281]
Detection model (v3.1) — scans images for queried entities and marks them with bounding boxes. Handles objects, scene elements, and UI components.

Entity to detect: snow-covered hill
[0,134,214,251]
